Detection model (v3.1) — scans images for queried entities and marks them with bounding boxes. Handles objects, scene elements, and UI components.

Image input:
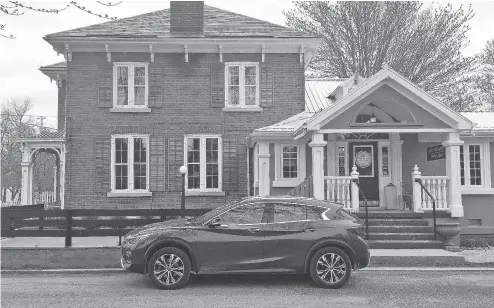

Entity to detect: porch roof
[254,111,315,134]
[461,112,494,133]
[17,130,65,141]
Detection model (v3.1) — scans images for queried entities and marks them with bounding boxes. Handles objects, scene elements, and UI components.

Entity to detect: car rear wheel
[147,247,191,290]
[309,247,352,289]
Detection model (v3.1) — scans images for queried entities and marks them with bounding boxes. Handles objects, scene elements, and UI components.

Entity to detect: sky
[1,0,494,128]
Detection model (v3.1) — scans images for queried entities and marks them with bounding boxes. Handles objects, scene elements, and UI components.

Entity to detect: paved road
[2,270,494,308]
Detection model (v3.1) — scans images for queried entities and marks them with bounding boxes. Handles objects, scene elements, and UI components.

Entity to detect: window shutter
[210,64,225,108]
[98,63,113,108]
[167,137,184,191]
[223,136,240,192]
[260,64,274,108]
[150,136,165,192]
[95,136,111,193]
[148,66,163,108]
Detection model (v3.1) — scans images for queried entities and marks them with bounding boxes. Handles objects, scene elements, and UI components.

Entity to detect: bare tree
[1,98,36,201]
[472,39,494,110]
[1,1,121,39]
[285,1,475,110]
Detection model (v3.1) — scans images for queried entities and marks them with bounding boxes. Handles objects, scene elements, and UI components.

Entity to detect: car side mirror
[208,218,221,228]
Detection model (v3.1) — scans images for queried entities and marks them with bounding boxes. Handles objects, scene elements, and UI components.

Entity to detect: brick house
[19,1,494,245]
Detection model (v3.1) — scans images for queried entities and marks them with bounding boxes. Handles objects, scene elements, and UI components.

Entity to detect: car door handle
[247,228,261,233]
[304,228,316,232]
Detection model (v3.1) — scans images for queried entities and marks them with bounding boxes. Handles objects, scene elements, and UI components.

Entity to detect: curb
[1,268,125,274]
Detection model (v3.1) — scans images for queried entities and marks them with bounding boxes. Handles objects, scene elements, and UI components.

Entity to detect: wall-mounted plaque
[427,145,446,161]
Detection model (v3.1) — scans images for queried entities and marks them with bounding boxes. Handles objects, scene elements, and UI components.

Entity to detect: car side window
[216,203,265,225]
[261,203,325,223]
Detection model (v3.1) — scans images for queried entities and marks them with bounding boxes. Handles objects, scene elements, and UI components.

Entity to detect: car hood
[125,218,198,238]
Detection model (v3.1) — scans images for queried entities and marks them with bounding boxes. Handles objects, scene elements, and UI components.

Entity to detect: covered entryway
[17,131,66,208]
[249,67,473,218]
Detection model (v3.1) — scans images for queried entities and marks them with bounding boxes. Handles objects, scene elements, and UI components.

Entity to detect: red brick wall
[64,52,304,209]
[58,80,66,131]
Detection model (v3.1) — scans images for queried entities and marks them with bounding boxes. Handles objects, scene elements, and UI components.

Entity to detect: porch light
[369,113,377,123]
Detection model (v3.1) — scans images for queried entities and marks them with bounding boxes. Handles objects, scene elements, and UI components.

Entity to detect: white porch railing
[34,191,56,204]
[411,165,450,212]
[324,166,360,212]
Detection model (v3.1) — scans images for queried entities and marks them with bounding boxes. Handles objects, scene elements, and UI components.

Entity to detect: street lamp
[179,165,187,218]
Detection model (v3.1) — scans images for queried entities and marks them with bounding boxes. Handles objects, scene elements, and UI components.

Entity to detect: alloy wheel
[153,254,185,286]
[316,253,347,284]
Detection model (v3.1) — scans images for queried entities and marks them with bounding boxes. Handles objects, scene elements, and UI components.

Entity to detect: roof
[40,62,67,70]
[18,130,65,140]
[45,5,316,39]
[305,78,345,113]
[461,112,494,132]
[254,111,315,133]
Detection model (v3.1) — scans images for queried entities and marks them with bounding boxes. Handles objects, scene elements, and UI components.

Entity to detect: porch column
[442,132,464,217]
[53,165,58,199]
[390,137,403,198]
[20,143,32,205]
[257,142,270,196]
[60,152,65,209]
[309,133,327,200]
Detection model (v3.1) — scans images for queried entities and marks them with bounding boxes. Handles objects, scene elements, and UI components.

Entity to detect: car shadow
[127,272,362,290]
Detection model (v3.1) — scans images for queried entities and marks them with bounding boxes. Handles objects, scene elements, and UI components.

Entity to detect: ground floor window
[111,135,149,192]
[273,143,306,187]
[184,135,223,192]
[460,142,491,188]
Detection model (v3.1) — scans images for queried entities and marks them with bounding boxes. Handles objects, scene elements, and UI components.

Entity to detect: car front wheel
[309,247,352,289]
[147,247,191,290]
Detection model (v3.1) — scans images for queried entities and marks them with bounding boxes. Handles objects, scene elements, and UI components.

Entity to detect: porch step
[366,219,429,226]
[370,233,436,241]
[368,240,443,249]
[368,225,434,233]
[357,211,424,219]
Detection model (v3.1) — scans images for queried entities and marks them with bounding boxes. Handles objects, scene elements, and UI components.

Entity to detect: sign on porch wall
[427,145,446,161]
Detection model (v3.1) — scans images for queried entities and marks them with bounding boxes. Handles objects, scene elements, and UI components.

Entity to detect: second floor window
[225,62,259,108]
[113,63,148,108]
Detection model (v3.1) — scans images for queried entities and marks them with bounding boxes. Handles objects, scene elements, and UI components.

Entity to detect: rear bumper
[356,248,370,269]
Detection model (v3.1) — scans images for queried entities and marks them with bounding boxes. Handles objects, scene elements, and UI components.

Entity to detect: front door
[349,142,379,203]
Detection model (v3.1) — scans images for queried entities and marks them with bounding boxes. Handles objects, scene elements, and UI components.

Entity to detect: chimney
[170,1,204,36]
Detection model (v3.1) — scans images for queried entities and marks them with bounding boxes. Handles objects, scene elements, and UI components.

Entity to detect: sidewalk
[1,236,119,248]
[1,236,493,270]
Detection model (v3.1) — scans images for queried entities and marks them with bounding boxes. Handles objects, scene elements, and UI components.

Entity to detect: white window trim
[253,144,259,189]
[224,62,260,108]
[461,142,491,190]
[110,134,150,193]
[113,62,149,108]
[273,143,306,187]
[184,135,223,193]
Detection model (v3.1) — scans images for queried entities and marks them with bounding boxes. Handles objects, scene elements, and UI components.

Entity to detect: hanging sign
[427,145,446,161]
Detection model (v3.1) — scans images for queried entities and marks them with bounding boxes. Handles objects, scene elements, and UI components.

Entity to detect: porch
[249,67,473,220]
[16,131,66,208]
[250,131,461,217]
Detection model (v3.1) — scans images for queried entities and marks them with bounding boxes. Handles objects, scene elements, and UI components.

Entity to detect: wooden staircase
[356,210,443,249]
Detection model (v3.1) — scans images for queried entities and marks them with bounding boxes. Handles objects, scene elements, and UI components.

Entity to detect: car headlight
[123,233,152,248]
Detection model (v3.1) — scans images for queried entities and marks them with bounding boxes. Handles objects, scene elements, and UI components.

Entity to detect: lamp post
[179,166,187,218]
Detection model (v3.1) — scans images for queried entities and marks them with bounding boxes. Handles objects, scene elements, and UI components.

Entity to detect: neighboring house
[18,1,494,239]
